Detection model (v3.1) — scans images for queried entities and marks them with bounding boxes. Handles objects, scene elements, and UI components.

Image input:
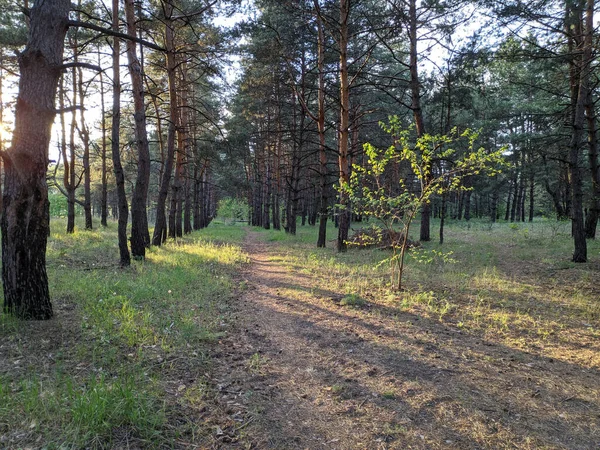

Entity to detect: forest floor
[1,220,599,449]
[208,228,600,449]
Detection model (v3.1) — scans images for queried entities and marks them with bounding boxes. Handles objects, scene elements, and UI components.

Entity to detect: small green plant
[331,384,344,395]
[247,353,266,374]
[382,391,396,400]
[410,248,457,266]
[339,293,367,307]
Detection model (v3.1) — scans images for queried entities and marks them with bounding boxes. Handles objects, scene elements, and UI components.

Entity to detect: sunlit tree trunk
[337,0,351,252]
[1,0,71,319]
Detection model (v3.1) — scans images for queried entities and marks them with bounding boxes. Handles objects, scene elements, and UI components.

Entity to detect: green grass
[1,215,599,447]
[248,217,600,353]
[0,219,248,448]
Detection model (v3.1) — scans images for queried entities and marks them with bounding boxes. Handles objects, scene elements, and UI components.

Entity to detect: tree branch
[59,62,103,72]
[68,20,166,52]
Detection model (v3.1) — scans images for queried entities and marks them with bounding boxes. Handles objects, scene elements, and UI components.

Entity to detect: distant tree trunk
[504,189,511,221]
[58,78,75,233]
[99,49,108,227]
[314,22,329,248]
[77,65,93,230]
[1,0,71,319]
[67,68,78,233]
[584,23,599,238]
[193,162,201,229]
[170,88,186,238]
[263,162,271,230]
[152,0,177,246]
[184,173,192,234]
[439,191,447,244]
[337,0,351,252]
[125,0,151,257]
[490,188,499,222]
[112,0,131,267]
[528,168,535,222]
[464,190,472,221]
[566,0,588,262]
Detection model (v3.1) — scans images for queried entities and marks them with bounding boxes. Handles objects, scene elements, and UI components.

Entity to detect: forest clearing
[1,219,598,448]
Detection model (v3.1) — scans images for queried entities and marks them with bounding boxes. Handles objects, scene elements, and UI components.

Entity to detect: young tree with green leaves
[343,118,505,290]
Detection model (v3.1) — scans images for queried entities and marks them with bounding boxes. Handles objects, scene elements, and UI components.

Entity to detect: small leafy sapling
[341,117,506,291]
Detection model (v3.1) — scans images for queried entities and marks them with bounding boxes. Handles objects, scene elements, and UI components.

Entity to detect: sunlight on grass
[0,218,248,447]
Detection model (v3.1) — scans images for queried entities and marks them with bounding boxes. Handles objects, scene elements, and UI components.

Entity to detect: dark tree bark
[566,0,588,262]
[1,0,71,319]
[99,49,108,227]
[152,0,178,246]
[316,39,329,247]
[125,0,151,257]
[406,0,430,242]
[584,4,599,238]
[439,191,447,244]
[337,0,351,252]
[112,0,131,267]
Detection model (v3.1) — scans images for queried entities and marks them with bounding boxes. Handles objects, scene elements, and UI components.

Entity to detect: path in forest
[210,231,396,449]
[207,231,600,449]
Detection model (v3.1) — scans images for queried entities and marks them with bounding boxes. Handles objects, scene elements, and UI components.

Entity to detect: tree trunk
[337,0,350,252]
[1,0,71,319]
[112,0,131,267]
[99,49,108,227]
[77,65,93,230]
[152,0,177,246]
[125,0,151,257]
[407,0,430,241]
[314,6,329,248]
[584,1,599,238]
[566,0,588,262]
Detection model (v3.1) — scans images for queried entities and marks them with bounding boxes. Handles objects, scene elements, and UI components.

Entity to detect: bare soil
[208,232,600,449]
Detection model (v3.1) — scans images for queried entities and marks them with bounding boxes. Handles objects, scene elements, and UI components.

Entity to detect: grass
[0,219,248,448]
[240,217,600,448]
[249,217,600,362]
[1,216,599,448]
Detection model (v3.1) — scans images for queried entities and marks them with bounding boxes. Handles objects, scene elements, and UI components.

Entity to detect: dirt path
[208,232,599,449]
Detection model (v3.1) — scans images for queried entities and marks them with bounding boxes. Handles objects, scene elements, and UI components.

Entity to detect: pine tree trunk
[2,0,71,319]
[152,2,177,246]
[99,51,108,227]
[77,65,93,230]
[337,0,350,252]
[567,0,588,262]
[125,0,150,257]
[112,0,131,267]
